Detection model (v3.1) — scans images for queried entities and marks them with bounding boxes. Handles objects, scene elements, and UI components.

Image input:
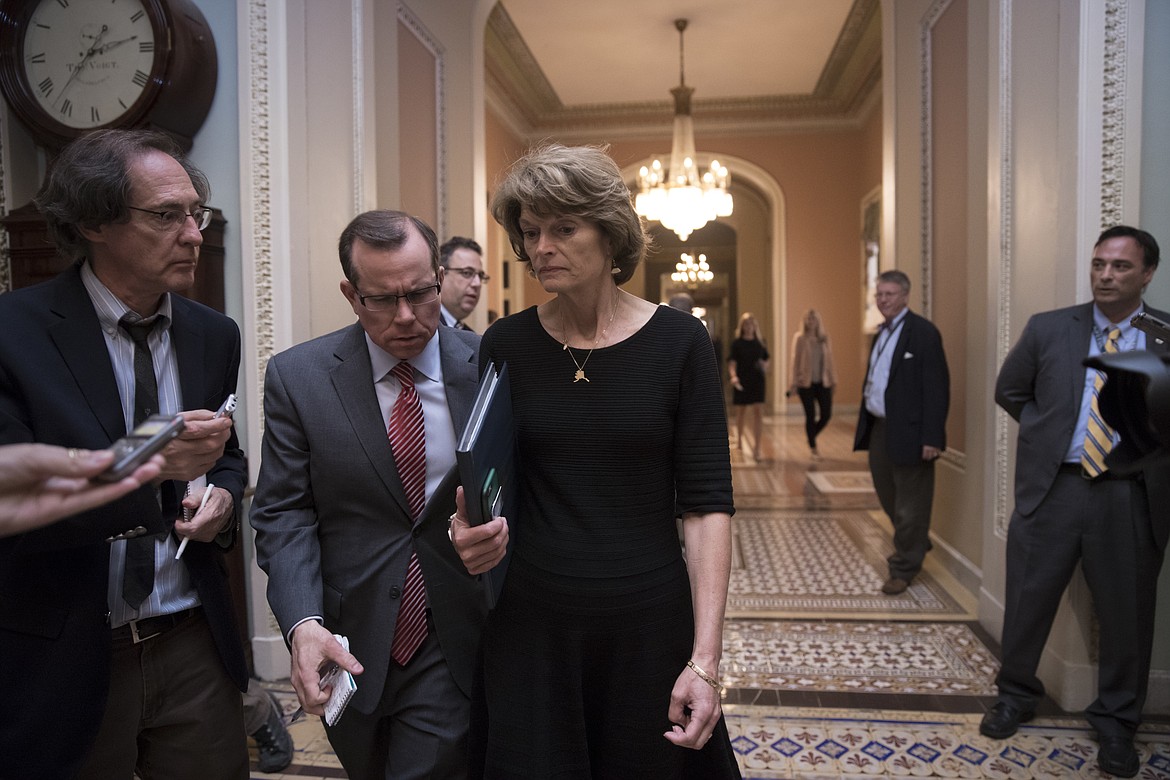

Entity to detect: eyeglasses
[128,206,213,231]
[445,267,490,283]
[356,283,441,311]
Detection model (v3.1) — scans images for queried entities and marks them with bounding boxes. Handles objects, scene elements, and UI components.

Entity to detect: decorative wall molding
[398,2,448,238]
[994,0,1014,538]
[1099,0,1127,227]
[246,0,276,400]
[918,0,954,319]
[352,0,366,215]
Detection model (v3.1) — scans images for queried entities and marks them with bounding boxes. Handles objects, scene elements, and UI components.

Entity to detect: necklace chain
[561,295,619,383]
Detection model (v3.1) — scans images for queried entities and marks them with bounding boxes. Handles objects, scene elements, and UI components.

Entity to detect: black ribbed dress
[729,337,769,405]
[473,304,739,779]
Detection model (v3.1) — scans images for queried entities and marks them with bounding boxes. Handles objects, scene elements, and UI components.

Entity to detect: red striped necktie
[387,362,428,665]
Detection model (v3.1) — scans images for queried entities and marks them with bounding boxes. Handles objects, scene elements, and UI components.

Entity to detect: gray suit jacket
[995,301,1170,547]
[251,323,486,713]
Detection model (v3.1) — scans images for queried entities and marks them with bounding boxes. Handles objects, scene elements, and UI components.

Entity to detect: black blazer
[0,265,248,779]
[854,310,950,465]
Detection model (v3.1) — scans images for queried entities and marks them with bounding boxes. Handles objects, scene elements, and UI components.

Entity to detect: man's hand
[289,621,364,717]
[157,409,232,482]
[173,485,234,542]
[448,486,509,575]
[922,445,942,461]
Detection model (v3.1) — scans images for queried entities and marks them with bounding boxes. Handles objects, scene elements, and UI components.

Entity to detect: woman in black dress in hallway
[728,312,769,459]
[448,142,739,779]
[788,308,837,459]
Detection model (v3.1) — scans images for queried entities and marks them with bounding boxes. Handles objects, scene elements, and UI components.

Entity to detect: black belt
[1057,462,1135,482]
[112,607,198,644]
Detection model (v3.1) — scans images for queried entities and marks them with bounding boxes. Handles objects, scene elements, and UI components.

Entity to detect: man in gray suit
[251,210,486,779]
[985,226,1168,778]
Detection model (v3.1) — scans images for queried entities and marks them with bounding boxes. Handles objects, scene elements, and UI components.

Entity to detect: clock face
[22,0,160,131]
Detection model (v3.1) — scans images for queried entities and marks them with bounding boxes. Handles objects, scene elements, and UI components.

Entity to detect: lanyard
[870,318,905,368]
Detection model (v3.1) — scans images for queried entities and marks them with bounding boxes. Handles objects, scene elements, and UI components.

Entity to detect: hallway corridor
[250,415,1170,778]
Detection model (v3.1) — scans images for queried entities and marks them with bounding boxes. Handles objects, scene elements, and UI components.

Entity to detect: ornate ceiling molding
[486,0,881,141]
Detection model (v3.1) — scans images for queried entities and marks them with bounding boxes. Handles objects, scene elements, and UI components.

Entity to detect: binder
[456,361,516,606]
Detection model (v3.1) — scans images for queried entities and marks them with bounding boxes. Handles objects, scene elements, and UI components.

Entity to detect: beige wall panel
[397,21,439,230]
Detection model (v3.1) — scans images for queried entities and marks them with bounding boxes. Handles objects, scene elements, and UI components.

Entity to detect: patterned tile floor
[249,415,1170,778]
[725,705,1170,779]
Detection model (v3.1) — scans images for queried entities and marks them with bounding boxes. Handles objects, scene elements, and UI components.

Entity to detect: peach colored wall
[930,0,968,453]
[397,21,438,230]
[605,121,882,409]
[483,110,538,316]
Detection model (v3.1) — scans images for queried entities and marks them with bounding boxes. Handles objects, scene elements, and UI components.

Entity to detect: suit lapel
[886,311,913,381]
[330,325,414,519]
[169,297,207,411]
[46,269,126,441]
[438,327,478,437]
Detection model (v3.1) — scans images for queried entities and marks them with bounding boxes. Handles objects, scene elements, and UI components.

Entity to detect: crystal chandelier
[671,252,713,288]
[635,19,733,242]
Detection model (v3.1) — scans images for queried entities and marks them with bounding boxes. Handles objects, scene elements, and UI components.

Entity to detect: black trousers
[867,418,935,581]
[996,469,1164,738]
[796,383,832,448]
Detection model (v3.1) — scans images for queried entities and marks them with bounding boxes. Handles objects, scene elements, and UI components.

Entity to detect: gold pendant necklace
[561,295,619,383]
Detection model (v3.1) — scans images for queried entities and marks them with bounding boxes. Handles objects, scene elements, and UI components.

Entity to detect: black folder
[456,361,516,606]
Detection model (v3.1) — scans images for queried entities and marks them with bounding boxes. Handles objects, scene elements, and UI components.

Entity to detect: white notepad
[320,634,357,726]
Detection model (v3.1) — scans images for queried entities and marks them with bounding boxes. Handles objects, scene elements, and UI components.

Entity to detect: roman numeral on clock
[132,70,149,87]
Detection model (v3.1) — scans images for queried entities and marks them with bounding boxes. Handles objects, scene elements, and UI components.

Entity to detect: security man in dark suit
[854,269,950,596]
[0,130,249,778]
[985,226,1168,778]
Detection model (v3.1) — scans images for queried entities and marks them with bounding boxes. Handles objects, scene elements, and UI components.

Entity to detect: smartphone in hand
[93,413,184,483]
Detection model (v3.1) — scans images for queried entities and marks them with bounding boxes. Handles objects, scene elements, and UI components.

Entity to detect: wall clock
[0,0,217,150]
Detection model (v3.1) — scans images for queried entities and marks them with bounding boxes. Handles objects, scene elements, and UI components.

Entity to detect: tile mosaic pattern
[725,704,1170,779]
[729,511,969,618]
[724,621,999,696]
[735,467,789,497]
[807,470,877,493]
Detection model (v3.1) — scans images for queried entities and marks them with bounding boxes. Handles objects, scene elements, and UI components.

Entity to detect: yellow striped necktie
[1080,327,1121,477]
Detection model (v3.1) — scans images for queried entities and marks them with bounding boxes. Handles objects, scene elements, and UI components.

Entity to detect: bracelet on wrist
[687,659,724,694]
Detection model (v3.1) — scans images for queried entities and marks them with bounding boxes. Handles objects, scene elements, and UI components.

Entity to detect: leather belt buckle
[128,618,162,644]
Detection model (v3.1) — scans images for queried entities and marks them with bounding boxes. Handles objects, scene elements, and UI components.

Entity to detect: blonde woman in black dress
[728,312,769,460]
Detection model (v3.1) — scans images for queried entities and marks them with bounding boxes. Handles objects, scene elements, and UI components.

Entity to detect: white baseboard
[251,635,291,681]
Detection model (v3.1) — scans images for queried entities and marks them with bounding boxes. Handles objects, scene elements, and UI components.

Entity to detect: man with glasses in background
[251,210,490,778]
[0,129,250,778]
[438,236,488,331]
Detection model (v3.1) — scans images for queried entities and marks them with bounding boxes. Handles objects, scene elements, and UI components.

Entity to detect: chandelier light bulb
[633,19,734,242]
